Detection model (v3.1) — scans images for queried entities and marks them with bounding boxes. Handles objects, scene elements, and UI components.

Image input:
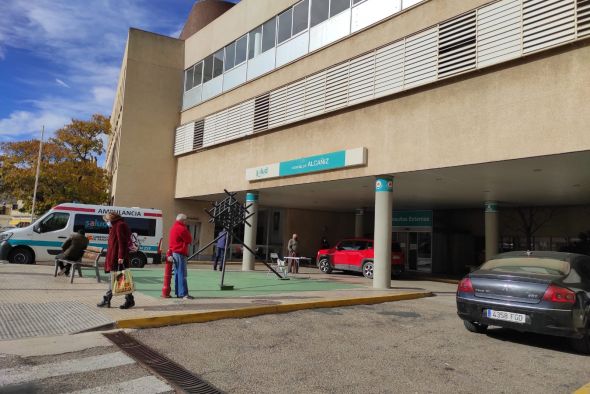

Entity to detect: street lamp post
[31,125,44,222]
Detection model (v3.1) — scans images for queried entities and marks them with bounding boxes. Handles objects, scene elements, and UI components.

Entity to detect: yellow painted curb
[116,291,432,329]
[574,382,590,394]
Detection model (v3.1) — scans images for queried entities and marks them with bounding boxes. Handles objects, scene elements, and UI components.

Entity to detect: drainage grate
[104,331,221,394]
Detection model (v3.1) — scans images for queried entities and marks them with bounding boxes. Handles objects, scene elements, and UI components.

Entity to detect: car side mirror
[33,224,41,233]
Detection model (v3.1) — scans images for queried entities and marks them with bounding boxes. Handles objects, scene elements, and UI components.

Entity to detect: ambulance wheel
[9,247,35,265]
[130,252,147,268]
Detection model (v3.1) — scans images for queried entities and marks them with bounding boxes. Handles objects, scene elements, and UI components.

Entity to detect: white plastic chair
[269,252,288,278]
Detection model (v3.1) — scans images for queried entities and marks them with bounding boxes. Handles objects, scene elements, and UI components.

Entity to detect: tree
[0,114,111,216]
[503,207,558,250]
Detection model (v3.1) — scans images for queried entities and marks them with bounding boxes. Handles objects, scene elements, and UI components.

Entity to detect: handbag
[112,268,135,296]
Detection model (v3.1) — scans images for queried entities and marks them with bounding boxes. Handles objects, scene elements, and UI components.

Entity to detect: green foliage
[0,114,111,215]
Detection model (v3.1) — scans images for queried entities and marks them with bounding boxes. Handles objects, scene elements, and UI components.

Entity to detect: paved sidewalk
[0,262,438,339]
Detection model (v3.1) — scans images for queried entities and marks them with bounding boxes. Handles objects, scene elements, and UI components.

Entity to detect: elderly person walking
[97,212,135,309]
[169,213,194,299]
[287,233,299,274]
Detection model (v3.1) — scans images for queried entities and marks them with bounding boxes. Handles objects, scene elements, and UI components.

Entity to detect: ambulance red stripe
[53,205,96,212]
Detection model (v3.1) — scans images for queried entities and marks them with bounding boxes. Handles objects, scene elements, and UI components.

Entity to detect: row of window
[36,212,156,237]
[184,0,388,92]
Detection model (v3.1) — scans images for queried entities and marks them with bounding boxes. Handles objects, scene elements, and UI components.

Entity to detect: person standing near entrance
[169,214,194,299]
[97,212,134,309]
[213,229,228,271]
[287,233,299,274]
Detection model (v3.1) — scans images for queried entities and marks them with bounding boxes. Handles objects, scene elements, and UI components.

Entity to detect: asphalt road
[132,289,590,394]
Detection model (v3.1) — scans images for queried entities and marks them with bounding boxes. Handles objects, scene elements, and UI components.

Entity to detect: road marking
[574,382,590,394]
[0,351,135,386]
[66,376,172,394]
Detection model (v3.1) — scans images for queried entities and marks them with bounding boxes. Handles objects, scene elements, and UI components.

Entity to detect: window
[352,0,366,4]
[311,0,330,27]
[278,9,293,44]
[338,240,356,250]
[194,61,203,86]
[293,0,310,35]
[74,214,109,235]
[224,41,236,71]
[330,0,350,17]
[38,212,69,233]
[213,49,224,78]
[354,241,368,250]
[235,35,248,65]
[203,55,213,83]
[184,67,194,91]
[125,217,157,237]
[262,17,277,52]
[248,26,262,59]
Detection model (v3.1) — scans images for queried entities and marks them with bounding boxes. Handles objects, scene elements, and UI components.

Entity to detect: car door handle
[58,236,67,239]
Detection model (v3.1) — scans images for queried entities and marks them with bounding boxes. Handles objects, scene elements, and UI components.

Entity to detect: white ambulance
[0,203,163,267]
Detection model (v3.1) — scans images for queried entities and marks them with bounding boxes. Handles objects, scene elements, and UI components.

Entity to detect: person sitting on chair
[56,229,89,276]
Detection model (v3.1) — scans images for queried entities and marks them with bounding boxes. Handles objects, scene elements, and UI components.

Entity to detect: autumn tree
[0,114,111,215]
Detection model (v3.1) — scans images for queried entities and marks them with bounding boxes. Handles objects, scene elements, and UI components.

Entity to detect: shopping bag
[112,269,135,296]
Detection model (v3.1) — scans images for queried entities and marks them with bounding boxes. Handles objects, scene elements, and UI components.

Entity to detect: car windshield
[481,257,570,276]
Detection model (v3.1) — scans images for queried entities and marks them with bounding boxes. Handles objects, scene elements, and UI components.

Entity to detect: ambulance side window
[38,212,70,233]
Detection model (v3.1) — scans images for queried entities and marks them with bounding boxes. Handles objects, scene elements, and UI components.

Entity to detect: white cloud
[0,0,183,141]
[55,78,70,88]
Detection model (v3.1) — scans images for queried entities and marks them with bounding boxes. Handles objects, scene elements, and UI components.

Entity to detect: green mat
[84,268,361,298]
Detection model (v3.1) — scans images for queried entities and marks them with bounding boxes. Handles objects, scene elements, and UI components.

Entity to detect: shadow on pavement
[485,327,580,355]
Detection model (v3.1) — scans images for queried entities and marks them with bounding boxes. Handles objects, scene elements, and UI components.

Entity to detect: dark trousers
[213,247,225,270]
[56,253,71,274]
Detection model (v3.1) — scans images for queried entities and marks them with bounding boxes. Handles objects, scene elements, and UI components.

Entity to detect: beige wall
[181,0,492,123]
[110,29,215,250]
[176,43,590,198]
[283,208,355,259]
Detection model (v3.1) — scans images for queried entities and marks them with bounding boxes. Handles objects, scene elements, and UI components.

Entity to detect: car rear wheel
[8,247,34,265]
[463,320,488,333]
[129,252,147,268]
[571,329,590,355]
[318,258,332,274]
[362,261,374,279]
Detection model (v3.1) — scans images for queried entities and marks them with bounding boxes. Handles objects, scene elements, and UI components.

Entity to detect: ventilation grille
[193,120,204,150]
[349,52,376,105]
[305,71,326,118]
[253,94,270,132]
[477,0,523,68]
[404,27,438,88]
[174,122,194,156]
[268,87,288,128]
[325,63,349,112]
[438,11,477,78]
[374,40,404,99]
[285,79,305,124]
[578,0,590,36]
[522,0,576,54]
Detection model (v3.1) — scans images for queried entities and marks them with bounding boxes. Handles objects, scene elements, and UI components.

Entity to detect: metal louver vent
[438,11,477,78]
[325,63,349,112]
[374,40,404,99]
[285,79,305,123]
[203,115,216,147]
[193,119,204,150]
[404,27,438,88]
[349,52,376,104]
[522,0,576,54]
[477,0,523,68]
[268,86,288,128]
[174,122,194,156]
[225,100,254,141]
[304,71,326,118]
[578,0,590,36]
[254,94,270,132]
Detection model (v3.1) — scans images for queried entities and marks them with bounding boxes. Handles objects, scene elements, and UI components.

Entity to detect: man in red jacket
[169,213,193,299]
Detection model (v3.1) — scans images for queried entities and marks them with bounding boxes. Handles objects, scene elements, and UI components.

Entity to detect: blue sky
[0,0,239,142]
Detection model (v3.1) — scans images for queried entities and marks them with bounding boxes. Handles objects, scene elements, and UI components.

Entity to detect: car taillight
[542,284,576,304]
[457,278,474,294]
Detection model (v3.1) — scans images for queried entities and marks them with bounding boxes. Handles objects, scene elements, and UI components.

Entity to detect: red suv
[316,238,405,279]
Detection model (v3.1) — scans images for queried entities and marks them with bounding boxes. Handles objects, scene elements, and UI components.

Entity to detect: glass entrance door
[393,231,432,273]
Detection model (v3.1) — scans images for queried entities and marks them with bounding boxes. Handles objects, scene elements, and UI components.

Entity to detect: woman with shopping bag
[97,212,135,309]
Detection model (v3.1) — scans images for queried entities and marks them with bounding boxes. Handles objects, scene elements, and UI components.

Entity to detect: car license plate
[486,309,526,324]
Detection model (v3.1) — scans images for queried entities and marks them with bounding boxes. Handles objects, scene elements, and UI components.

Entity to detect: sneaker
[183,295,194,300]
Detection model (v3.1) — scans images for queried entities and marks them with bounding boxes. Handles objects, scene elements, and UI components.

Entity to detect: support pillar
[373,177,393,289]
[355,208,364,238]
[484,201,499,261]
[242,192,259,271]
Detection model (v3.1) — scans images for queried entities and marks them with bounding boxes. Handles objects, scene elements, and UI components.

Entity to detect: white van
[0,203,163,267]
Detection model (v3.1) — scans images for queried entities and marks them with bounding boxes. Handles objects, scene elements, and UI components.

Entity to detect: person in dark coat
[56,229,89,276]
[97,212,135,309]
[213,229,227,271]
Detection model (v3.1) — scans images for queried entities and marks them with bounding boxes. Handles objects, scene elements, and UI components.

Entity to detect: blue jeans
[213,247,225,270]
[172,253,189,297]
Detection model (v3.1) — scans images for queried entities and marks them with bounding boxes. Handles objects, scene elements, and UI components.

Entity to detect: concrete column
[373,177,393,289]
[355,208,364,238]
[242,192,259,271]
[484,201,499,261]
